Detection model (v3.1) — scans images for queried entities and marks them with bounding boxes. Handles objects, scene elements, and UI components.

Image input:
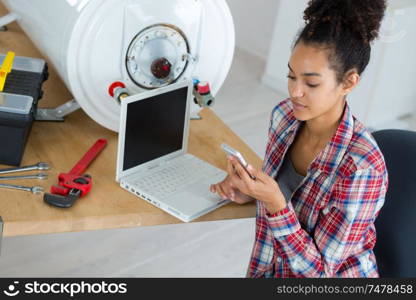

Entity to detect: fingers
[226,156,235,177]
[218,183,232,200]
[210,178,234,201]
[228,156,262,182]
[210,183,231,200]
[246,164,258,180]
[210,183,217,194]
[247,164,270,183]
[229,157,251,182]
[221,179,235,200]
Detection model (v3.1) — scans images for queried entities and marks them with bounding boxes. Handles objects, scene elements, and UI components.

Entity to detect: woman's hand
[210,174,254,204]
[226,156,287,214]
[210,156,255,204]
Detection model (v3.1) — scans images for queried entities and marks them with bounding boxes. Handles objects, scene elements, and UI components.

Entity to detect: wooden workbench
[0,3,259,237]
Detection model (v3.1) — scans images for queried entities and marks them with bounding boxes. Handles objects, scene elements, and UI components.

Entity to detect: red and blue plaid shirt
[247,98,389,278]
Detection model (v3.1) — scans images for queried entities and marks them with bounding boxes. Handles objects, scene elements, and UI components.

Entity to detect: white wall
[365,3,416,129]
[226,0,279,60]
[261,0,308,96]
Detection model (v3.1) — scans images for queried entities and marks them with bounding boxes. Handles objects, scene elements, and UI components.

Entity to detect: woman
[210,0,389,278]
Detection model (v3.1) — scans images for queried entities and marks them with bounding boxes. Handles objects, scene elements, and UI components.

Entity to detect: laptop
[116,80,230,222]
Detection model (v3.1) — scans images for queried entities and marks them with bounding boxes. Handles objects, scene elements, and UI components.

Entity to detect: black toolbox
[0,54,48,166]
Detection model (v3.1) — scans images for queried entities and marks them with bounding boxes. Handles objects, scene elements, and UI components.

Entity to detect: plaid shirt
[247,98,388,278]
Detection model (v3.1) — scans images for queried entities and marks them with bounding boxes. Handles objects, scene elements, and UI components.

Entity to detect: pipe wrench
[44,139,107,208]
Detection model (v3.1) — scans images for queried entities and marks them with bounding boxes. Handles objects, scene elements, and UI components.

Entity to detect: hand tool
[0,173,47,181]
[44,139,107,208]
[0,162,50,175]
[0,183,43,194]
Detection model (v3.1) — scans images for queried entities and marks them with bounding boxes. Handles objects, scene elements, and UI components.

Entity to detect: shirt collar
[284,100,354,175]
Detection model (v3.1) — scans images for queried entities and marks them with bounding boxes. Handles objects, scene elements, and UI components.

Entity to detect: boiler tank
[1,0,235,131]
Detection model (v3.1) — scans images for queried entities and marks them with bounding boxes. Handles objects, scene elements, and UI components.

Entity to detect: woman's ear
[341,69,360,96]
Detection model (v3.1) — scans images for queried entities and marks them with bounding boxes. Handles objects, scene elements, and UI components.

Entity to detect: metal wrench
[0,173,48,181]
[0,162,50,175]
[0,183,44,194]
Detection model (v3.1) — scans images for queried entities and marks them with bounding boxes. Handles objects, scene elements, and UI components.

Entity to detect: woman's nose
[290,84,304,98]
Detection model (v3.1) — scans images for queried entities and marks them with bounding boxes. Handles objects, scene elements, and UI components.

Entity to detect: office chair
[372,129,416,278]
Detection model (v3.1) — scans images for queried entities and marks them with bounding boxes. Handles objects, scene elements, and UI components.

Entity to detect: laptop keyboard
[131,154,225,200]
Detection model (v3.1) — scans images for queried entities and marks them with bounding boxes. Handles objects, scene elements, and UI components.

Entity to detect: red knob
[197,81,210,94]
[108,81,126,97]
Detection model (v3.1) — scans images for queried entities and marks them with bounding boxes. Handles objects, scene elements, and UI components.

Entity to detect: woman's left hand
[227,156,287,214]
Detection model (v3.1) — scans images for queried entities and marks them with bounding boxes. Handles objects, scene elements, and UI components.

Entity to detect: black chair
[372,129,416,277]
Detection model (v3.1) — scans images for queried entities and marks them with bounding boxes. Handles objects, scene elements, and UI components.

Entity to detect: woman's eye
[287,75,319,88]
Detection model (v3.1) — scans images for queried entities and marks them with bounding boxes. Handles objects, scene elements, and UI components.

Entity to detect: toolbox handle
[0,51,15,92]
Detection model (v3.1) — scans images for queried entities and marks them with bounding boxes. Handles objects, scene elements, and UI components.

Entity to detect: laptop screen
[123,86,188,171]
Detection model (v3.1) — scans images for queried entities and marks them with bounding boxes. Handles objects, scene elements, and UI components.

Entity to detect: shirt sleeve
[266,168,387,277]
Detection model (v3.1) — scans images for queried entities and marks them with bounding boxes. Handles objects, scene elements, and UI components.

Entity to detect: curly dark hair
[294,0,387,84]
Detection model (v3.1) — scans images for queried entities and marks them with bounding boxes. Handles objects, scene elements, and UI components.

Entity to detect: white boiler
[1,0,235,131]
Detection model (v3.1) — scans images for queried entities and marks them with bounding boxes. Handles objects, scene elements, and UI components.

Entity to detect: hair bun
[303,0,387,43]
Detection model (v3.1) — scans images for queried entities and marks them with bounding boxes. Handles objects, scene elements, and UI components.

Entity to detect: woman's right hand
[210,153,255,204]
[210,175,254,204]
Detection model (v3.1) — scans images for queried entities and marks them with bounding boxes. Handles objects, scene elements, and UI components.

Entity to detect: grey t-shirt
[275,153,306,204]
[261,153,306,277]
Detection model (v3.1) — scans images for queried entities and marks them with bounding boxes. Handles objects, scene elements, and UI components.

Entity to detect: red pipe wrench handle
[69,139,107,175]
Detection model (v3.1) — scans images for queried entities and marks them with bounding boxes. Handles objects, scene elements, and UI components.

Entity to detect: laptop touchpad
[161,181,225,216]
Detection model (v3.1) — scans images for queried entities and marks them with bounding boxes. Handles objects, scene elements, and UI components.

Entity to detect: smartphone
[221,143,256,180]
